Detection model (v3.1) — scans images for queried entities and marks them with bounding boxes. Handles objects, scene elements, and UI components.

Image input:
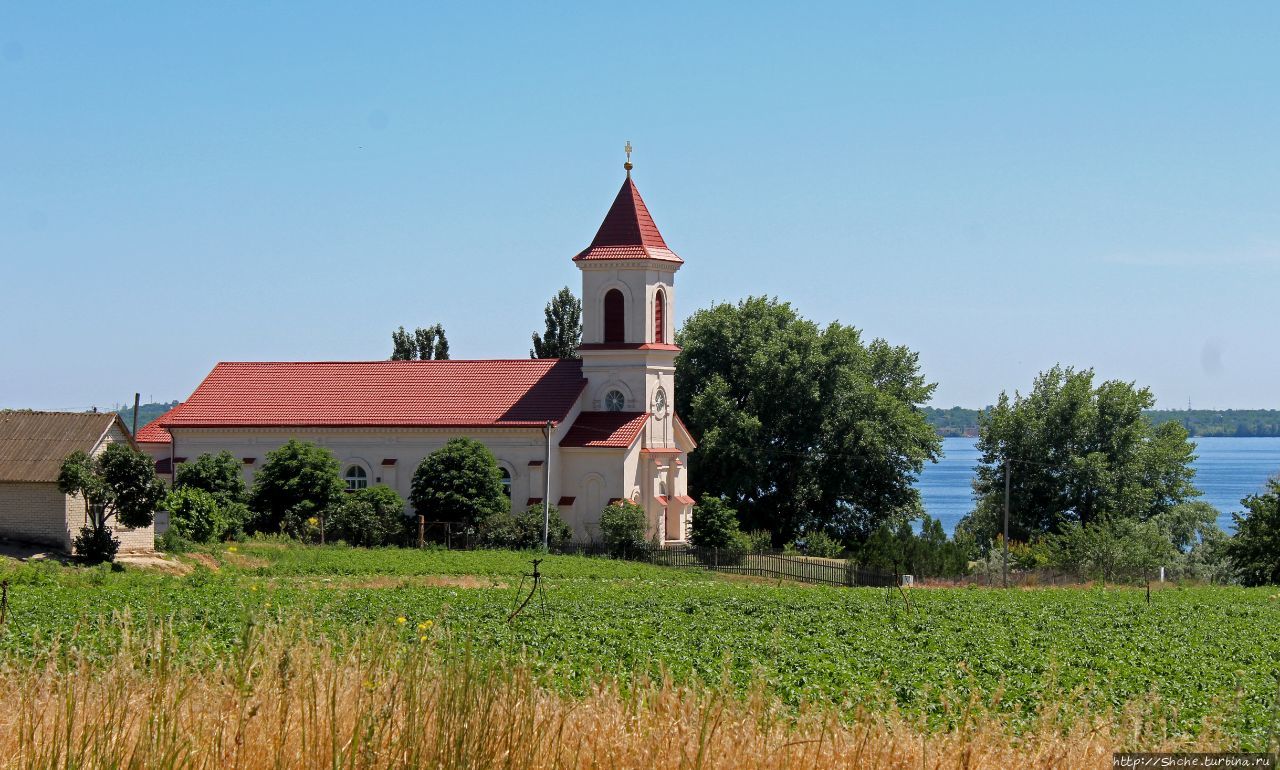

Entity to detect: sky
[2,2,1277,411]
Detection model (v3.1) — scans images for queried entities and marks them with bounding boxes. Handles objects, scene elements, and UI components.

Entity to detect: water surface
[915,436,1280,534]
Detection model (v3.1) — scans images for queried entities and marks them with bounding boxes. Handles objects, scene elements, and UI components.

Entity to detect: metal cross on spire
[624,141,633,175]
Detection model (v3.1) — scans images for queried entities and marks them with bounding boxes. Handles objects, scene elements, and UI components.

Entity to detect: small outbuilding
[0,411,154,553]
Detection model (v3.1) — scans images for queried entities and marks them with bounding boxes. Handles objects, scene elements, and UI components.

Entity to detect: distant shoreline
[925,407,1280,439]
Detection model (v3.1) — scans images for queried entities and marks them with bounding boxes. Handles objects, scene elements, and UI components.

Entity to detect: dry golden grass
[0,620,1227,770]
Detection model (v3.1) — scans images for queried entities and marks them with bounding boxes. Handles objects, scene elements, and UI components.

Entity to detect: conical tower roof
[574,175,682,263]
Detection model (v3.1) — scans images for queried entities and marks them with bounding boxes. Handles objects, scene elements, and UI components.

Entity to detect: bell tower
[574,147,683,449]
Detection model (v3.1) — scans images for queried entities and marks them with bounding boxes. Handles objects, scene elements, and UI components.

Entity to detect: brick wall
[64,491,155,554]
[0,482,74,550]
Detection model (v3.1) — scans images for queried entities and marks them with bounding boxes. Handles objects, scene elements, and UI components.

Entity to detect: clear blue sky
[2,2,1277,411]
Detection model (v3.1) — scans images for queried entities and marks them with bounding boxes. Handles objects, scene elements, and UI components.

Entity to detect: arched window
[654,289,666,344]
[344,465,368,491]
[604,289,625,344]
[499,467,512,498]
[604,390,625,412]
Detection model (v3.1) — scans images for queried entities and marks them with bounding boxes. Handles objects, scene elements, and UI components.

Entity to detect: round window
[604,390,626,412]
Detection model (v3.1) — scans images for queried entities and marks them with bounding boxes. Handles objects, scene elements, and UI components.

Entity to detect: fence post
[712,546,718,571]
[319,513,325,545]
[417,515,425,548]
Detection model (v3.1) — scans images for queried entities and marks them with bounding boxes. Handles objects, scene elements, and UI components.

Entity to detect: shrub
[689,496,741,549]
[478,505,572,550]
[789,530,843,558]
[1046,515,1176,584]
[742,529,773,553]
[600,500,647,557]
[248,440,346,535]
[72,525,119,564]
[410,438,508,531]
[164,487,234,543]
[155,529,196,554]
[328,486,409,547]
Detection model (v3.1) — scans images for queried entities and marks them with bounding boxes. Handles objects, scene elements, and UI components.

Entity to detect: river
[915,436,1280,535]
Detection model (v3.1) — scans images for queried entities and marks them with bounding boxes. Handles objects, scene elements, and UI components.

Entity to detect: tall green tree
[248,440,346,534]
[175,451,247,506]
[1225,478,1280,586]
[391,324,450,360]
[409,438,508,531]
[675,297,940,545]
[530,287,582,359]
[958,366,1199,546]
[391,326,417,361]
[57,443,167,562]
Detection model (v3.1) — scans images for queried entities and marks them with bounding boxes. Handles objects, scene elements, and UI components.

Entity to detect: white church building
[138,163,697,543]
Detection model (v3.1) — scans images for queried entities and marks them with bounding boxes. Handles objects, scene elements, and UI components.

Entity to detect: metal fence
[554,542,899,588]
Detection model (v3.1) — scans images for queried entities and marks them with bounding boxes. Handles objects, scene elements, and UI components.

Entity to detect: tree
[409,438,508,531]
[57,443,166,563]
[854,515,969,577]
[599,500,647,557]
[175,451,246,506]
[328,486,408,547]
[530,287,582,359]
[958,366,1199,546]
[1226,478,1280,586]
[478,504,573,550]
[391,326,417,361]
[430,323,450,360]
[1152,501,1222,553]
[247,440,346,535]
[689,496,741,549]
[391,323,450,360]
[675,296,941,545]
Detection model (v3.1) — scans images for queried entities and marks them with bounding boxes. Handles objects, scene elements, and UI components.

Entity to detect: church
[137,158,697,543]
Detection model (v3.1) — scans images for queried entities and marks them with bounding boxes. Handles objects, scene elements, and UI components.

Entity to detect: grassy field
[1,542,1278,766]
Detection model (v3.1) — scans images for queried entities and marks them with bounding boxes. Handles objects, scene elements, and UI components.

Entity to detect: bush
[742,529,773,553]
[689,496,741,549]
[175,451,247,506]
[600,500,647,557]
[156,529,197,554]
[73,525,119,564]
[409,438,508,531]
[248,440,346,535]
[164,487,231,543]
[787,530,843,558]
[479,505,573,550]
[328,486,408,547]
[1046,515,1176,583]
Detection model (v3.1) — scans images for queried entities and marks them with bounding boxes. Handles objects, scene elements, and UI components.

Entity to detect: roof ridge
[211,359,580,365]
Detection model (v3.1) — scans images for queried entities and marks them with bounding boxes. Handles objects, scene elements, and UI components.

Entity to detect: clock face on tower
[652,386,667,417]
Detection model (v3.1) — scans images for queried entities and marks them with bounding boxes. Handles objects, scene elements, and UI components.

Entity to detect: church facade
[138,166,697,543]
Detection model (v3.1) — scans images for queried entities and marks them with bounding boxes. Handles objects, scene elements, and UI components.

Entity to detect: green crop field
[2,543,1278,749]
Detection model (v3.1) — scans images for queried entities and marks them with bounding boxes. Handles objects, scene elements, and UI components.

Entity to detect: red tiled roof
[574,176,682,264]
[136,406,179,443]
[559,411,648,449]
[655,494,668,506]
[675,494,695,505]
[159,360,586,430]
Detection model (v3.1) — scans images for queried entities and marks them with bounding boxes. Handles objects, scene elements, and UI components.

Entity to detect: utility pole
[131,393,140,438]
[1003,460,1011,588]
[542,420,553,550]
